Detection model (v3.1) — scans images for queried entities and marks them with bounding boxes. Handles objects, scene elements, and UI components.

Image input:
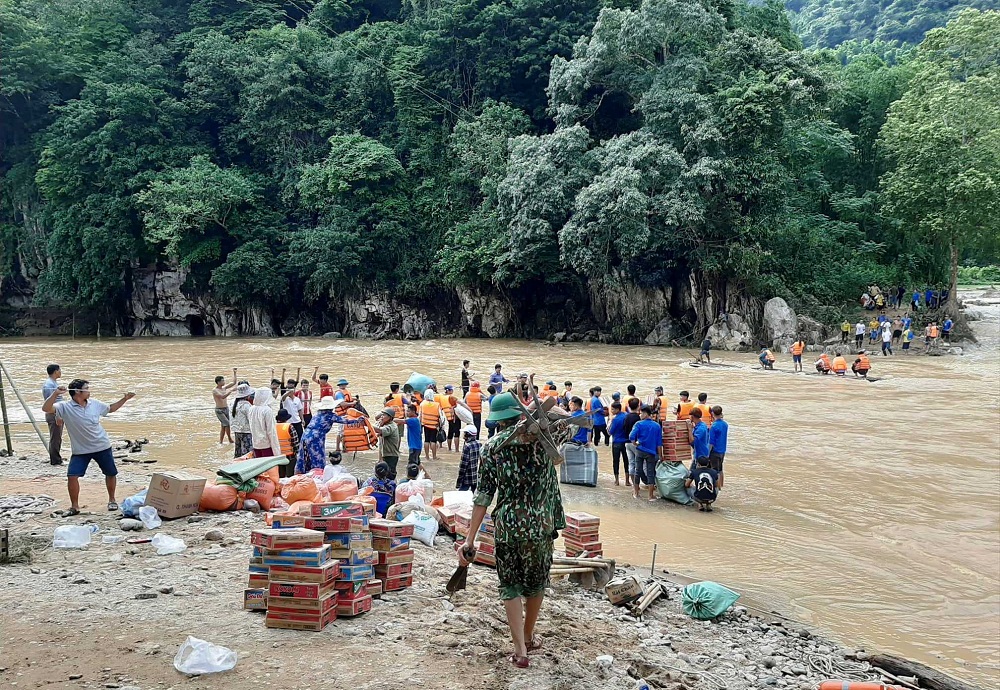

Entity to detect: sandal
[508,654,529,669]
[107,502,119,512]
[59,508,81,517]
[527,636,543,653]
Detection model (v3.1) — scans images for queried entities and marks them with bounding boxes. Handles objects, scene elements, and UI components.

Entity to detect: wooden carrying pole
[0,367,12,454]
[0,360,48,450]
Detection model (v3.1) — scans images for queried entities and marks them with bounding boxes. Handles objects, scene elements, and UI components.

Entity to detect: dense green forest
[785,0,996,48]
[1,0,997,336]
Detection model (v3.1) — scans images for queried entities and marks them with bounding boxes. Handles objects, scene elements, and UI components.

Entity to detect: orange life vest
[818,353,831,369]
[436,394,456,422]
[929,325,939,338]
[411,391,423,404]
[856,354,871,370]
[677,401,694,420]
[764,349,775,362]
[385,393,404,418]
[696,403,713,428]
[276,422,294,457]
[584,398,592,413]
[656,396,671,422]
[625,395,640,410]
[832,356,848,372]
[420,399,441,429]
[338,388,354,403]
[343,408,378,451]
[466,389,483,413]
[791,341,805,356]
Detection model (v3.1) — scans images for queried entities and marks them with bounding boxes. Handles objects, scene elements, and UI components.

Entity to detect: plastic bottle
[635,680,650,690]
[88,524,100,534]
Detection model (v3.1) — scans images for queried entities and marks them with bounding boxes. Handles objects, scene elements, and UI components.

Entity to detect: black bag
[436,428,446,443]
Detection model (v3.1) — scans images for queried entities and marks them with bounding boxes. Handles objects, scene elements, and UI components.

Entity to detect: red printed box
[366,579,383,599]
[335,579,367,595]
[336,548,376,566]
[244,588,268,611]
[565,538,602,552]
[565,512,600,529]
[336,594,372,617]
[268,590,337,615]
[326,532,373,549]
[372,536,411,553]
[309,502,365,518]
[251,528,325,550]
[374,561,413,579]
[249,573,269,588]
[267,560,341,584]
[268,580,336,600]
[265,606,337,631]
[379,573,413,591]
[377,549,414,566]
[369,519,415,539]
[562,529,600,544]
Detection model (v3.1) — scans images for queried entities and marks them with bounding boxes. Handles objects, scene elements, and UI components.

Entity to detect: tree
[879,10,1000,307]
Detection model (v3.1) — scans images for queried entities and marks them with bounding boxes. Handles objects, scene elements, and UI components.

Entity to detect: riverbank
[0,456,986,690]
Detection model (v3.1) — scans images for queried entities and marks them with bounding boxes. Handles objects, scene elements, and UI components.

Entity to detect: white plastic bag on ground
[53,525,91,548]
[402,511,437,547]
[139,505,161,529]
[151,533,187,555]
[173,636,237,675]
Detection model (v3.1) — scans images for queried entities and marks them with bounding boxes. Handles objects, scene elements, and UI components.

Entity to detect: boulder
[763,298,797,348]
[455,286,514,338]
[705,313,753,351]
[552,332,567,342]
[796,315,828,348]
[644,317,678,346]
[322,331,342,339]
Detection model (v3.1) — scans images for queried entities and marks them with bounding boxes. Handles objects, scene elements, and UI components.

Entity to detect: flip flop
[107,502,119,512]
[527,636,542,653]
[58,508,81,517]
[508,654,529,669]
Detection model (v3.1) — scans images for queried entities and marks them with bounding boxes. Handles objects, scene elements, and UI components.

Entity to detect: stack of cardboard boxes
[250,527,338,631]
[455,508,495,567]
[370,518,415,592]
[562,512,601,557]
[661,420,692,465]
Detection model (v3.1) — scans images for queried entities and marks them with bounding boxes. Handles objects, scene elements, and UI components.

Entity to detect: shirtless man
[213,369,238,444]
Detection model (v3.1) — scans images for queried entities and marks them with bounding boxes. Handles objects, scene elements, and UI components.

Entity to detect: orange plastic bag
[281,474,319,503]
[245,477,276,510]
[199,484,239,512]
[288,500,314,515]
[326,477,359,502]
[258,466,280,484]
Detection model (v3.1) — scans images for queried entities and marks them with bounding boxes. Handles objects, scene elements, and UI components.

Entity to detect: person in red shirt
[295,378,313,427]
[312,367,334,399]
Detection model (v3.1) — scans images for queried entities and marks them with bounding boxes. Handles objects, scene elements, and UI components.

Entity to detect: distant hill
[785,0,996,47]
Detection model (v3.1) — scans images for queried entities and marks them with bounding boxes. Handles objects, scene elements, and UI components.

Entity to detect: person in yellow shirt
[840,320,851,344]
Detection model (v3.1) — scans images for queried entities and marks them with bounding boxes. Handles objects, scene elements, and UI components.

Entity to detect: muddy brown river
[1,299,997,685]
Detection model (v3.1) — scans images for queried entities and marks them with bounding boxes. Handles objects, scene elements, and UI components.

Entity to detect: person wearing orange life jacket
[831,352,848,376]
[852,350,872,379]
[274,408,299,479]
[790,337,806,373]
[343,407,379,453]
[465,381,484,435]
[622,384,641,412]
[331,378,355,453]
[815,352,832,374]
[758,348,776,370]
[419,394,444,461]
[437,384,463,453]
[384,382,407,421]
[652,386,672,423]
[676,391,695,421]
[695,392,713,429]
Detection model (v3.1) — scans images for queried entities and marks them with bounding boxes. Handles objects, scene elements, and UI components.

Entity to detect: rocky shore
[0,453,983,690]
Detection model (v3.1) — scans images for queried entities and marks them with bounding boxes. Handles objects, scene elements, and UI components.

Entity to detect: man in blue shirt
[42,363,64,465]
[405,404,423,465]
[924,287,933,309]
[42,378,135,516]
[708,406,729,483]
[902,314,912,331]
[912,290,921,311]
[488,364,508,391]
[628,406,662,501]
[607,402,629,486]
[942,316,954,341]
[569,397,590,445]
[590,387,609,446]
[688,407,710,471]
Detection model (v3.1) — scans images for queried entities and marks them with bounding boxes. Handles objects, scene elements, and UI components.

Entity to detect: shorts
[893,330,902,339]
[792,354,802,363]
[448,418,461,439]
[423,426,438,444]
[68,447,117,478]
[215,407,231,427]
[708,451,725,473]
[699,349,710,357]
[902,342,910,350]
[495,540,554,601]
[637,450,657,486]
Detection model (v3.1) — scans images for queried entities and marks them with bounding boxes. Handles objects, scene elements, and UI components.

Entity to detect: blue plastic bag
[405,372,435,395]
[121,489,148,518]
[682,581,741,619]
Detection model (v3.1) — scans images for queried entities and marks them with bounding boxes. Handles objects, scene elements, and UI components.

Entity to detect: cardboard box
[260,545,331,567]
[379,573,413,591]
[374,562,413,579]
[338,564,374,582]
[336,595,372,617]
[270,514,305,528]
[265,606,337,631]
[244,588,268,611]
[335,579,368,596]
[144,472,206,519]
[474,551,496,567]
[436,506,457,533]
[325,532,373,550]
[562,529,600,544]
[266,590,338,613]
[377,549,414,566]
[372,536,411,553]
[473,533,495,547]
[564,539,602,552]
[249,573,269,588]
[337,585,370,602]
[251,528,324,551]
[565,512,600,529]
[309,502,364,518]
[248,564,270,575]
[337,548,376,566]
[366,579,383,599]
[268,580,336,600]
[268,560,341,584]
[369,519,415,539]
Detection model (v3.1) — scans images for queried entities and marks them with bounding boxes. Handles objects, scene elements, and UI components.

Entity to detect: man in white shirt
[854,321,865,349]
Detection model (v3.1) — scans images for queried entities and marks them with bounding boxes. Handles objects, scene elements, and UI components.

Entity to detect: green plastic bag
[682,581,741,620]
[656,461,693,505]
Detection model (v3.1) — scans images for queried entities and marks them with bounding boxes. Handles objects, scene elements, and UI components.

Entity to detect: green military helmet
[486,392,523,422]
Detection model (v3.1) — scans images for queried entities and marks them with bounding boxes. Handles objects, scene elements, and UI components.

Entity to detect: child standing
[405,404,423,465]
[686,456,721,512]
[569,397,590,445]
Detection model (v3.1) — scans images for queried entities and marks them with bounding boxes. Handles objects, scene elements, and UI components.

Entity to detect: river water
[1,300,997,686]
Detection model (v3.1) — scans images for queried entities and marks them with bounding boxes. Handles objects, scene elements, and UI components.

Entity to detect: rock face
[455,287,514,338]
[644,317,679,346]
[343,293,442,340]
[797,315,828,348]
[763,297,797,349]
[706,313,753,351]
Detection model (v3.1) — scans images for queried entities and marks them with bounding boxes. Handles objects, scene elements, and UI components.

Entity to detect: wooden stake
[0,367,12,455]
[0,361,48,450]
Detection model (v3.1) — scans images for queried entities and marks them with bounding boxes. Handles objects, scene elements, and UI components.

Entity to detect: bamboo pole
[0,369,12,455]
[0,360,48,450]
